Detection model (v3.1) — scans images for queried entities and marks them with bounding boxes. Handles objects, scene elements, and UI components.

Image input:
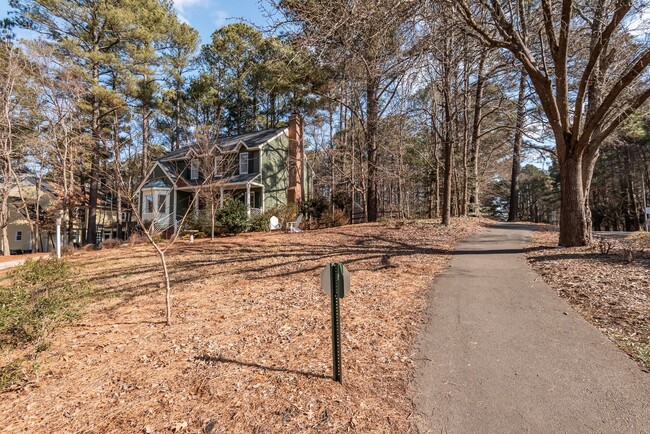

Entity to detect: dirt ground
[0,218,487,433]
[526,229,650,371]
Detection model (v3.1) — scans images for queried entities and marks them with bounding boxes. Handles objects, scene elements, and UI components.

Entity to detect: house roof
[159,127,286,161]
[142,178,172,189]
[143,160,262,191]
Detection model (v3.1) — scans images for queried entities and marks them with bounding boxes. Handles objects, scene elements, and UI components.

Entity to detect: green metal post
[330,263,343,382]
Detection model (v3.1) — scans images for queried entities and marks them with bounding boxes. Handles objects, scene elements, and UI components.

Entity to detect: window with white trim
[145,195,154,213]
[239,153,249,175]
[214,156,222,177]
[158,194,167,213]
[15,231,22,241]
[190,160,199,180]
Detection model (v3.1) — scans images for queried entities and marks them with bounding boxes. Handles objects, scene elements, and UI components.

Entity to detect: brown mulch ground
[526,228,650,371]
[0,218,488,433]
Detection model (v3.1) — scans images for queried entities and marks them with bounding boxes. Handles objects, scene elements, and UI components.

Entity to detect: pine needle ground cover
[527,228,650,371]
[0,219,487,433]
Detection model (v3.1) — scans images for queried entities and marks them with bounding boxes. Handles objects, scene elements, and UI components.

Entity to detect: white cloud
[212,10,229,28]
[173,0,207,13]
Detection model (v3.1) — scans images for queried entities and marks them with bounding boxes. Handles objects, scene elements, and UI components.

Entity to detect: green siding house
[135,115,311,233]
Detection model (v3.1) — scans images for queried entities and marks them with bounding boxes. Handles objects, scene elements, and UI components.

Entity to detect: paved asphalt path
[410,223,650,433]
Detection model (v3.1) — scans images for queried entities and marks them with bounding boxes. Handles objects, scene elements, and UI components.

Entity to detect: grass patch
[0,258,90,350]
[0,358,25,390]
[622,341,650,371]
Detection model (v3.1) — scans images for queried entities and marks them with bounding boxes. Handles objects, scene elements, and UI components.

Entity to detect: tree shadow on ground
[194,355,330,380]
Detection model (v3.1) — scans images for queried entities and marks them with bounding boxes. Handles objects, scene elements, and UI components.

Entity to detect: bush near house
[250,212,270,232]
[216,198,250,235]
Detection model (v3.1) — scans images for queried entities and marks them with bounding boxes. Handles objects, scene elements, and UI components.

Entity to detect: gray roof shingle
[159,127,286,162]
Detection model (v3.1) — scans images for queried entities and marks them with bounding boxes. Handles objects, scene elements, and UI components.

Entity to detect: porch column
[220,186,224,207]
[194,190,199,219]
[246,183,251,217]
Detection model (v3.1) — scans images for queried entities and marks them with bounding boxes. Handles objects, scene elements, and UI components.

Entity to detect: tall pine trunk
[508,67,526,222]
[366,78,379,222]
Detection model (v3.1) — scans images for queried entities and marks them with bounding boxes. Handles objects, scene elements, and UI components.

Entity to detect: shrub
[0,259,90,350]
[180,231,207,239]
[250,212,270,232]
[128,232,148,245]
[216,198,250,234]
[185,213,213,235]
[300,196,329,221]
[101,239,122,249]
[597,237,614,255]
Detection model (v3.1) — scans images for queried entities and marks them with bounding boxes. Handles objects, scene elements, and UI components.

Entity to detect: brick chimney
[287,114,303,204]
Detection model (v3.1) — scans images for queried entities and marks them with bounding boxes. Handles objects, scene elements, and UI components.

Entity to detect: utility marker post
[55,217,62,259]
[321,262,350,383]
[642,173,649,232]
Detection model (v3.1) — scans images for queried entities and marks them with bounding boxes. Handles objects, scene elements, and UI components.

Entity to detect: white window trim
[145,194,155,214]
[239,153,249,175]
[190,160,199,180]
[15,231,22,242]
[142,188,170,217]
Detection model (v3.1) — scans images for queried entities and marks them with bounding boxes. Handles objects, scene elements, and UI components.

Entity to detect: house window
[249,191,256,208]
[158,194,167,213]
[190,160,199,180]
[239,153,249,175]
[15,231,22,241]
[145,195,154,213]
[214,156,222,177]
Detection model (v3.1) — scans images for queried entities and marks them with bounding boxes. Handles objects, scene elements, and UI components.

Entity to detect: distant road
[0,254,48,271]
[593,231,634,240]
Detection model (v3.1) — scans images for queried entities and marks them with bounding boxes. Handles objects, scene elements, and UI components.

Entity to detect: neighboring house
[1,177,131,254]
[3,178,58,254]
[76,194,132,244]
[135,115,312,233]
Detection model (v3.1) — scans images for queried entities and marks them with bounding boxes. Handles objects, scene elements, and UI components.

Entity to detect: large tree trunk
[470,53,486,216]
[559,155,590,246]
[508,67,526,222]
[441,37,454,226]
[1,191,9,256]
[366,78,379,223]
[87,60,100,245]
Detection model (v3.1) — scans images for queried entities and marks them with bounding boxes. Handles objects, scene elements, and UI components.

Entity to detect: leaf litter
[0,218,488,433]
[526,228,650,371]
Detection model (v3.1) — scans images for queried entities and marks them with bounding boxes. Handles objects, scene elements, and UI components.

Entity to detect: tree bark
[366,77,379,222]
[559,155,589,246]
[470,53,486,216]
[86,58,100,245]
[508,67,526,222]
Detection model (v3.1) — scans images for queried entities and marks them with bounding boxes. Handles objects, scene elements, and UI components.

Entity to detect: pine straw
[526,228,650,371]
[0,218,488,433]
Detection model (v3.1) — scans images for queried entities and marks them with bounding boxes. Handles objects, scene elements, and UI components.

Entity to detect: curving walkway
[410,223,650,433]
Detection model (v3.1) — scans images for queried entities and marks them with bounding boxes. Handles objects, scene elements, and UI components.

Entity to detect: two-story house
[135,115,311,233]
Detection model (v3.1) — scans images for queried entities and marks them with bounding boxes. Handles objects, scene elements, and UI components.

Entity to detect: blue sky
[0,0,270,44]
